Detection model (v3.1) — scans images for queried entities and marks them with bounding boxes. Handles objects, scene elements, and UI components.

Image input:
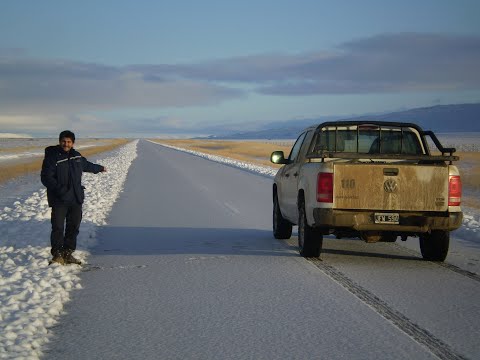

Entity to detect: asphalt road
[45,140,480,360]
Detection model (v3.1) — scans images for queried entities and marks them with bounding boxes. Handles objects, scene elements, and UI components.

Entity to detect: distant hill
[213,103,480,139]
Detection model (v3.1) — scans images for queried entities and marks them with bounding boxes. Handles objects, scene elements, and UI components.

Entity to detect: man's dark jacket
[41,145,104,207]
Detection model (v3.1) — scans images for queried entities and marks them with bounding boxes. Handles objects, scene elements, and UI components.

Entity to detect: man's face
[59,137,74,152]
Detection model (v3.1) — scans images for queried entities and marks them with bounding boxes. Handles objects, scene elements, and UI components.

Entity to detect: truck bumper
[312,209,463,233]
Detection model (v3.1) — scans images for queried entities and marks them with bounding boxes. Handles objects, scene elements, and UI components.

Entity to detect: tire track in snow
[437,263,480,283]
[306,258,467,360]
[390,243,480,284]
[281,238,467,360]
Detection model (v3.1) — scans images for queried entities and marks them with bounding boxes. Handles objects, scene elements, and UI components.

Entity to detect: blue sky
[1,0,479,137]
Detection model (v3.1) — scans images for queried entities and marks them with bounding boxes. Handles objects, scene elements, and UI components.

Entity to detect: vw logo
[384,179,398,193]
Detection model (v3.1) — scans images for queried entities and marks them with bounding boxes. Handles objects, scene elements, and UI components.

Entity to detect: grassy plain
[153,139,293,168]
[455,152,480,209]
[154,139,480,210]
[0,139,130,184]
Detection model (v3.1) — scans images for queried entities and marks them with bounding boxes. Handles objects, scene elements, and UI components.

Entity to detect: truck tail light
[448,175,462,206]
[317,172,333,203]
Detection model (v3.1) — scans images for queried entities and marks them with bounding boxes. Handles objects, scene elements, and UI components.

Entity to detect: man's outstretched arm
[82,157,106,173]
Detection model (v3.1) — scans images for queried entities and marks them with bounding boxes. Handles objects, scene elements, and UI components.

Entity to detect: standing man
[41,130,106,265]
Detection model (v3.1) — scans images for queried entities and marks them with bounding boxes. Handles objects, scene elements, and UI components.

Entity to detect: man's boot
[63,250,82,265]
[49,251,65,265]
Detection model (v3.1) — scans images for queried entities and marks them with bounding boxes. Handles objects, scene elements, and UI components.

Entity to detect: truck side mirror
[270,151,290,164]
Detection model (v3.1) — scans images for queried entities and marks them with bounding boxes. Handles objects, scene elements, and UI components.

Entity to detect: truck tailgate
[333,163,449,211]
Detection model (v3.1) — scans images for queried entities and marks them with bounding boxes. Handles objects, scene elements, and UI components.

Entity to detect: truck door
[281,131,313,221]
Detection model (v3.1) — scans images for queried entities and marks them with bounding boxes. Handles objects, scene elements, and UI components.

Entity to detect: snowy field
[0,141,138,359]
[1,138,480,359]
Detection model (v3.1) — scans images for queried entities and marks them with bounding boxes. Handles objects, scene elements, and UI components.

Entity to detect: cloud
[129,33,480,95]
[260,33,480,94]
[69,114,205,137]
[0,114,70,134]
[126,53,330,83]
[2,33,478,114]
[0,57,243,116]
[0,132,32,138]
[1,32,479,135]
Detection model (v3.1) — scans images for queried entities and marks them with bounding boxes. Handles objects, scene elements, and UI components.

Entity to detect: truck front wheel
[298,200,322,257]
[273,193,292,239]
[419,230,449,261]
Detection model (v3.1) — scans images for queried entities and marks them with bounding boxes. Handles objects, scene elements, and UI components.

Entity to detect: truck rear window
[311,125,424,155]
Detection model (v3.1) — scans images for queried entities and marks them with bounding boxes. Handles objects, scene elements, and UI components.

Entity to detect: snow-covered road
[45,140,479,359]
[1,139,480,359]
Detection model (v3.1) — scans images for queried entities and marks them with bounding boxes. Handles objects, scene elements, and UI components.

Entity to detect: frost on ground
[0,140,138,359]
[458,212,480,241]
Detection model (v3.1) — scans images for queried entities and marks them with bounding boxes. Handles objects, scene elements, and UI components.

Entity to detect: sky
[1,0,480,138]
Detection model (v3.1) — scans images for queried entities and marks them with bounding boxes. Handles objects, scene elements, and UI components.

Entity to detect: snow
[0,140,138,359]
[0,138,479,359]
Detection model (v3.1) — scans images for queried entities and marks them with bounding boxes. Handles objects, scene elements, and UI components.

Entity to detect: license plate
[374,213,399,224]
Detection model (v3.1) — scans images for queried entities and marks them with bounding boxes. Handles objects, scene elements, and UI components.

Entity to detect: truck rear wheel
[298,200,322,257]
[419,230,449,261]
[273,194,292,239]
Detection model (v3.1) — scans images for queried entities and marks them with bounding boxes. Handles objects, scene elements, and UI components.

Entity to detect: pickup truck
[270,121,463,261]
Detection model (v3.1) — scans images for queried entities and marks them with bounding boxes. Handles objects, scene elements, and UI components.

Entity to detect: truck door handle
[383,168,399,176]
[294,172,299,177]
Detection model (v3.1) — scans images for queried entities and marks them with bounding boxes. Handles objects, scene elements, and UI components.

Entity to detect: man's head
[59,130,75,152]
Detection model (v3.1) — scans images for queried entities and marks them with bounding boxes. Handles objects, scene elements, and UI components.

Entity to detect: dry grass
[0,139,130,185]
[155,139,480,210]
[153,139,292,168]
[0,146,46,154]
[455,152,480,189]
[455,152,480,210]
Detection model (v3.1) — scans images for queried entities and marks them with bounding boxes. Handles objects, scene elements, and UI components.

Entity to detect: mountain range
[210,103,480,139]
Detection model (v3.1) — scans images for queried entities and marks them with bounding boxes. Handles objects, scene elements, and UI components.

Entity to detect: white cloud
[0,115,69,133]
[0,132,32,138]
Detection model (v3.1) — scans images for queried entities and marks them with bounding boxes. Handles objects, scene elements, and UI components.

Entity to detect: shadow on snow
[94,226,293,257]
[92,226,422,261]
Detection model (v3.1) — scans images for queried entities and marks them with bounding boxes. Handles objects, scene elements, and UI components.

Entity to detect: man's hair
[59,130,75,143]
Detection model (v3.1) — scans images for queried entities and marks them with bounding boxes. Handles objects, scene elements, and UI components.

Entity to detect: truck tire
[298,199,322,257]
[273,194,292,239]
[419,230,449,261]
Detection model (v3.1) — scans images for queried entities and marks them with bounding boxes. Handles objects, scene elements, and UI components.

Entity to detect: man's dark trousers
[50,204,82,255]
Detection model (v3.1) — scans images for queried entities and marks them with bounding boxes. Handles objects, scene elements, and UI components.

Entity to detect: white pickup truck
[271,121,463,261]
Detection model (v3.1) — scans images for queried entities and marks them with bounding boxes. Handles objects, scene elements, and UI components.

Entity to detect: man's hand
[102,166,107,172]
